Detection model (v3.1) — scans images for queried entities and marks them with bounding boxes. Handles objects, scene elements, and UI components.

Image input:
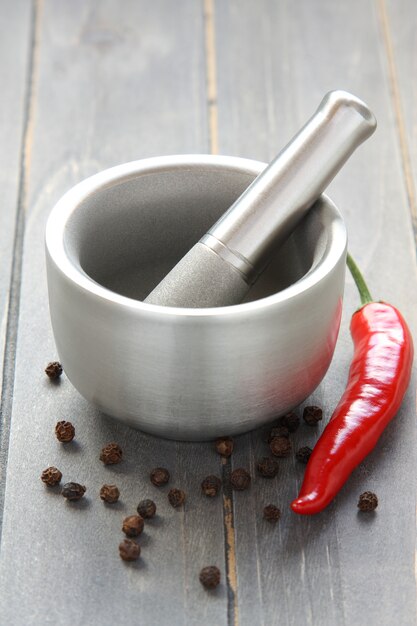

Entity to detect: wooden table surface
[1,1,417,625]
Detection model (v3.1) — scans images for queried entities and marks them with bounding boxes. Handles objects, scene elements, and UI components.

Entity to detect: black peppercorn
[296,446,313,464]
[267,425,290,442]
[137,499,157,519]
[62,482,86,501]
[215,437,234,457]
[263,504,281,522]
[278,411,300,432]
[41,466,62,486]
[55,420,75,443]
[168,488,186,508]
[100,484,120,503]
[303,405,323,426]
[201,475,222,497]
[199,565,221,589]
[122,515,144,537]
[270,436,292,457]
[100,442,123,465]
[358,491,378,512]
[150,467,170,487]
[119,539,141,561]
[257,457,279,478]
[45,361,63,380]
[230,468,251,491]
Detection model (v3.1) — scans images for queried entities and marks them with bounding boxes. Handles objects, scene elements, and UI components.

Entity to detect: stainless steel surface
[144,241,250,308]
[145,91,374,308]
[45,155,347,440]
[208,91,374,275]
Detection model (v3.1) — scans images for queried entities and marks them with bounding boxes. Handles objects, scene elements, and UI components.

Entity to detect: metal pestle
[145,90,376,308]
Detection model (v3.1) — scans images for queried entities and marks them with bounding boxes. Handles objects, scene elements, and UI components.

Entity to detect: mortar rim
[45,154,347,318]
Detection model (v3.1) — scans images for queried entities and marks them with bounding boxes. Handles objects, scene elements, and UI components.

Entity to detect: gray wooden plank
[0,2,230,625]
[383,0,417,236]
[214,1,417,625]
[0,0,33,458]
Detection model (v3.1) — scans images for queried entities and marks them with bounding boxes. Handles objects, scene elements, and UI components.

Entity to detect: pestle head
[144,242,249,308]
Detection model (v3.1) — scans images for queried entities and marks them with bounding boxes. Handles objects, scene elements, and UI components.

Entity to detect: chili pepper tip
[290,494,327,516]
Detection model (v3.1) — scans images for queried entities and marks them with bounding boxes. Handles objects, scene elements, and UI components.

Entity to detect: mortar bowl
[45,154,347,441]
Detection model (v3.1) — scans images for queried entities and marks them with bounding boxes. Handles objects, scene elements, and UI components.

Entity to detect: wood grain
[214,1,417,624]
[1,1,417,625]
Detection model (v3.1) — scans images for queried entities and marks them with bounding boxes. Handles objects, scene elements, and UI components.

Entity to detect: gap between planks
[204,0,219,155]
[204,0,238,623]
[222,457,239,626]
[376,0,417,604]
[376,0,417,242]
[0,0,43,543]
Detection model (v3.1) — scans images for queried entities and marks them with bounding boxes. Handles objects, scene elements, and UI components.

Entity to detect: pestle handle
[145,90,376,308]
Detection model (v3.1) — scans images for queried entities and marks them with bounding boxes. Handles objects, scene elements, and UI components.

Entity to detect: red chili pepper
[291,254,413,515]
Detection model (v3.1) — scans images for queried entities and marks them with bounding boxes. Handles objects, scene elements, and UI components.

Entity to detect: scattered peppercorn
[263,504,281,522]
[122,514,144,537]
[215,437,234,457]
[268,425,290,441]
[55,420,75,443]
[41,466,62,486]
[100,484,120,503]
[168,488,186,508]
[257,457,279,478]
[358,491,378,512]
[230,468,251,491]
[137,499,157,519]
[100,442,123,465]
[45,361,63,380]
[270,436,292,457]
[62,482,86,501]
[201,475,222,497]
[150,467,170,487]
[303,405,323,426]
[296,446,313,464]
[199,565,221,589]
[278,411,300,432]
[119,539,141,562]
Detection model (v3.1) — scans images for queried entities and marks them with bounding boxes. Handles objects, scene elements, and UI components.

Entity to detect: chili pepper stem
[346,253,373,306]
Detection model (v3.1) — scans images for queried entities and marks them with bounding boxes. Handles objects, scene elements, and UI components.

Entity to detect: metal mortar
[45,154,347,440]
